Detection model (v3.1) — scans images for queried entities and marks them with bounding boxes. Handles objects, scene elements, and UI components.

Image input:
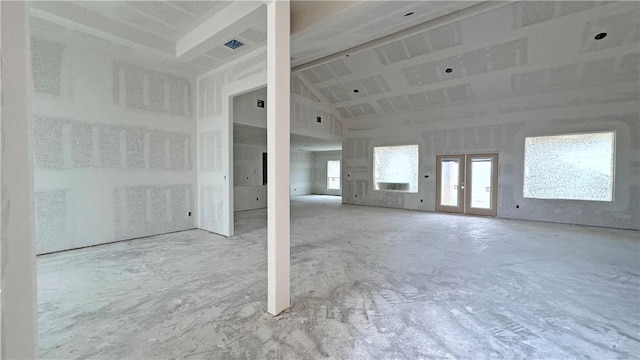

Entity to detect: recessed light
[594,32,607,40]
[224,39,244,50]
[353,89,360,93]
[404,12,414,17]
[445,68,453,73]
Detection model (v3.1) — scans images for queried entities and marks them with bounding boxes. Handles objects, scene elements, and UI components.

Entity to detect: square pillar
[1,2,38,358]
[266,0,291,315]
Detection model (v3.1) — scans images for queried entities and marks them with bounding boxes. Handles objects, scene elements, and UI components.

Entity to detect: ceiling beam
[291,0,363,35]
[175,1,264,59]
[292,1,513,73]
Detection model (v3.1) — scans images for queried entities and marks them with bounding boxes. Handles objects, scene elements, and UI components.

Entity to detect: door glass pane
[327,160,341,190]
[470,158,492,209]
[440,159,460,206]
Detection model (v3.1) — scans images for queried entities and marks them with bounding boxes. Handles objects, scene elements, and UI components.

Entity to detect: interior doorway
[435,153,498,216]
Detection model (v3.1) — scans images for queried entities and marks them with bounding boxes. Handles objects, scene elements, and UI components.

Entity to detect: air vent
[224,39,244,50]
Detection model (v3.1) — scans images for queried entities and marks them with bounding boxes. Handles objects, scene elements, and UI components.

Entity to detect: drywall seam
[292,1,512,72]
[196,48,267,236]
[296,72,345,123]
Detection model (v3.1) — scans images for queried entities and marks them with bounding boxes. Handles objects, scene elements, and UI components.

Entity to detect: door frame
[436,153,499,216]
[435,154,465,213]
[464,153,499,216]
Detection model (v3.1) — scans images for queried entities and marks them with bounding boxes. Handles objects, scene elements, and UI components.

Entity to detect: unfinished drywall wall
[232,144,315,211]
[233,143,267,212]
[233,92,318,212]
[305,1,640,230]
[232,86,338,208]
[343,107,639,230]
[234,77,344,142]
[31,21,196,253]
[291,151,313,196]
[312,151,343,196]
[198,49,267,235]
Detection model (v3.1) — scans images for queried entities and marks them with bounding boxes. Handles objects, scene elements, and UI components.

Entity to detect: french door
[436,153,498,216]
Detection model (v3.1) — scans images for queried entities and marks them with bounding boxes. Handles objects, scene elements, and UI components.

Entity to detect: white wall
[232,84,341,208]
[232,87,319,212]
[197,49,267,235]
[31,26,196,254]
[234,77,344,141]
[312,151,342,196]
[290,151,313,196]
[234,87,268,128]
[234,143,267,212]
[295,1,640,230]
[232,145,314,212]
[342,94,640,230]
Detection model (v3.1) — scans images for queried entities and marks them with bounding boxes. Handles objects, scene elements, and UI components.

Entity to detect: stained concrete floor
[38,195,640,359]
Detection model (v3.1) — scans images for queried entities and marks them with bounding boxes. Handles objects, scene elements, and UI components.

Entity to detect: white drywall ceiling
[72,1,234,40]
[29,1,267,76]
[28,1,483,76]
[25,1,640,123]
[297,1,640,124]
[290,1,481,66]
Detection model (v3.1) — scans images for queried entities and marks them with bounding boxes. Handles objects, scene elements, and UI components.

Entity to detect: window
[523,131,615,201]
[373,145,419,193]
[327,160,340,190]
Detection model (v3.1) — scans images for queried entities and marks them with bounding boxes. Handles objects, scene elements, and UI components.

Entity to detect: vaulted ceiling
[296,1,639,124]
[27,1,483,77]
[27,1,640,127]
[290,1,481,66]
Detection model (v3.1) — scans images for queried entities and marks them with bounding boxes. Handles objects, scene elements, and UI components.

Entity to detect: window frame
[522,130,616,202]
[372,144,419,193]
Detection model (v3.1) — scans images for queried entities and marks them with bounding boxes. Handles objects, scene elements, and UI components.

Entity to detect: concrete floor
[38,195,640,359]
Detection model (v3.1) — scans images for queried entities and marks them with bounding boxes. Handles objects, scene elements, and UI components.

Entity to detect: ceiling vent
[224,39,244,50]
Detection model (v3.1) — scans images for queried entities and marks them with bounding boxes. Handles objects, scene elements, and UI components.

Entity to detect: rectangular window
[523,131,615,201]
[327,160,341,190]
[373,145,419,193]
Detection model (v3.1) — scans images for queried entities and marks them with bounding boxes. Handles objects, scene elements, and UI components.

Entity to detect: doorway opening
[436,153,498,216]
[327,160,341,190]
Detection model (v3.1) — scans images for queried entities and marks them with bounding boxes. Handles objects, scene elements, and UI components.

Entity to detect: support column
[266,0,290,315]
[1,2,38,358]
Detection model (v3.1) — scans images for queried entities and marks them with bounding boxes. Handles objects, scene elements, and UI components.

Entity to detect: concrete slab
[38,195,640,359]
